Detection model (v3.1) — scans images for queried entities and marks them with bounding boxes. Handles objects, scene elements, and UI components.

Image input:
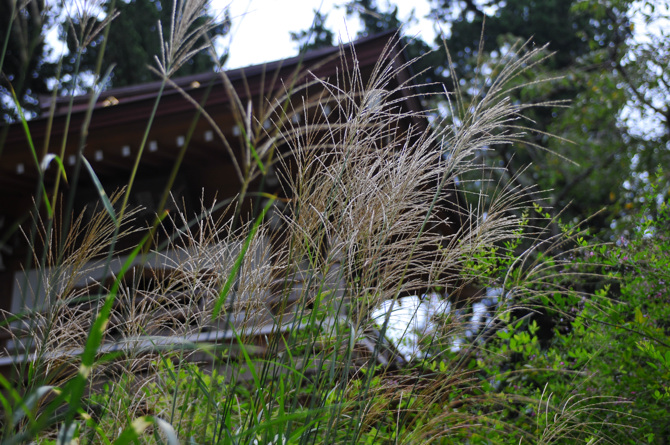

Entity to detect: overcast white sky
[210,1,668,69]
[47,0,667,73]
[212,0,438,69]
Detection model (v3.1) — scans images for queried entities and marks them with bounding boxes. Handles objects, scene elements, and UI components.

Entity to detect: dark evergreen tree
[344,0,401,36]
[63,0,229,88]
[290,10,335,53]
[0,0,58,122]
[1,0,229,123]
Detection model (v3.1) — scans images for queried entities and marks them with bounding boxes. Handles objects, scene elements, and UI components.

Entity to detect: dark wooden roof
[0,30,423,205]
[40,30,408,115]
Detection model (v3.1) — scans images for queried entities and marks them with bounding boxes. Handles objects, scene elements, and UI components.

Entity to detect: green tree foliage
[599,0,670,227]
[503,172,670,443]
[63,0,229,88]
[340,0,670,237]
[432,0,633,234]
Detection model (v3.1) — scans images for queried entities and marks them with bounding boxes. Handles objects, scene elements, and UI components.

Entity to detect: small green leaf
[497,330,510,340]
[634,307,646,325]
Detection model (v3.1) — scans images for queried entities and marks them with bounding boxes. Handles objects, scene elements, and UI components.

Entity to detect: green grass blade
[212,197,275,319]
[8,84,53,218]
[238,119,266,175]
[81,156,118,226]
[12,386,57,428]
[40,153,68,185]
[56,420,79,445]
[231,327,261,390]
[8,85,39,169]
[0,375,20,437]
[57,224,161,436]
[234,406,335,443]
[119,80,166,220]
[81,412,113,445]
[247,137,266,175]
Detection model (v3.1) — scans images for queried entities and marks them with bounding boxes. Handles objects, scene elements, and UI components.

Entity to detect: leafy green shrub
[459,170,670,444]
[555,170,670,443]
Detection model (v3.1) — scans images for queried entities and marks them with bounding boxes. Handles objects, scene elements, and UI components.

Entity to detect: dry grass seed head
[278,41,541,322]
[7,195,142,383]
[156,0,218,77]
[64,0,119,50]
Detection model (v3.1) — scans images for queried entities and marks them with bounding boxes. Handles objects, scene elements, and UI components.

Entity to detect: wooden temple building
[0,30,464,378]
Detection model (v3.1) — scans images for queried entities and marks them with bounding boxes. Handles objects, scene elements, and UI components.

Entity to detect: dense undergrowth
[1,1,668,444]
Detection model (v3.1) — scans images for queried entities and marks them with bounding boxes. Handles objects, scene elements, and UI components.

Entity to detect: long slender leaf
[243,127,266,175]
[8,84,53,218]
[56,420,79,445]
[40,154,68,184]
[58,222,163,437]
[234,406,337,443]
[0,374,20,437]
[212,197,275,319]
[81,156,118,226]
[12,386,57,427]
[231,326,261,391]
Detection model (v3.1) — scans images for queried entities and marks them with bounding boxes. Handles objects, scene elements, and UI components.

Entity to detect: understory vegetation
[1,0,669,444]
